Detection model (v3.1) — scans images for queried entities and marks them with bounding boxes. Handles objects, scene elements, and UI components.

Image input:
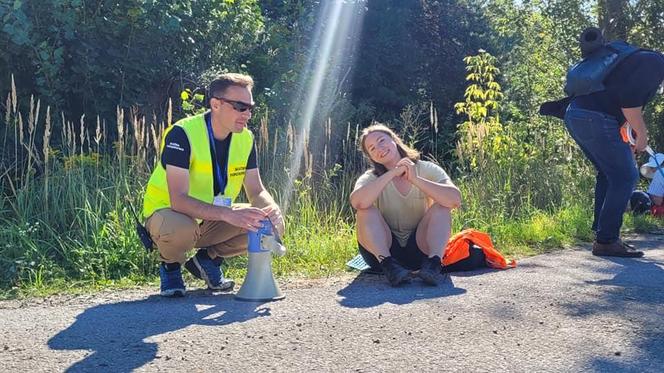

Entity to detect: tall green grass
[0,79,652,298]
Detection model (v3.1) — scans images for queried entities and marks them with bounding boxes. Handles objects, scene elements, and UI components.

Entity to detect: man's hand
[621,107,648,153]
[634,132,649,153]
[226,205,267,232]
[262,204,285,237]
[396,158,416,182]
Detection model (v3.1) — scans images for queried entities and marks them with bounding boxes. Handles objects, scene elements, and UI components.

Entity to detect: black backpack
[441,243,487,273]
[564,40,640,97]
[539,27,643,119]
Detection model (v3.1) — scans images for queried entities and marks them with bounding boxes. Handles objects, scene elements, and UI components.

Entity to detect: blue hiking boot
[160,263,186,297]
[184,249,235,291]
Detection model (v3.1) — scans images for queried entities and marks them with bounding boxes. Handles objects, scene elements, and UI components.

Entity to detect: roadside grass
[0,185,610,301]
[225,190,358,281]
[2,84,661,300]
[2,138,651,299]
[2,187,658,301]
[624,213,664,234]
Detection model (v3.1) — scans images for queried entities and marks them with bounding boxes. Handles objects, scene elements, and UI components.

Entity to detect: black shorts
[358,232,426,271]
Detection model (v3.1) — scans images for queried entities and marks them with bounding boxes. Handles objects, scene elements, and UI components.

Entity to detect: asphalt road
[1,235,663,372]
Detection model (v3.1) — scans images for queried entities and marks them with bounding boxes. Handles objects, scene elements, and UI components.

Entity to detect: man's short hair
[208,73,254,107]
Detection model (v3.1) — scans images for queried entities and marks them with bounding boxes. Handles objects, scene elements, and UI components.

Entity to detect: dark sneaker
[417,256,446,286]
[160,264,186,297]
[380,256,411,287]
[592,240,644,258]
[184,249,235,291]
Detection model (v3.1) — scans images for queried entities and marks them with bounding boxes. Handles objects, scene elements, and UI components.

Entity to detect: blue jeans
[564,106,638,243]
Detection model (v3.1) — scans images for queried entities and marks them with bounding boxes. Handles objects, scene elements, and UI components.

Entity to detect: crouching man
[142,73,285,297]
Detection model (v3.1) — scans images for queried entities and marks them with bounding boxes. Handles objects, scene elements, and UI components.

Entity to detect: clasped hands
[392,157,417,183]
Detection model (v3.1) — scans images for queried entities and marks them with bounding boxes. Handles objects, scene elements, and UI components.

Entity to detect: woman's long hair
[358,122,420,176]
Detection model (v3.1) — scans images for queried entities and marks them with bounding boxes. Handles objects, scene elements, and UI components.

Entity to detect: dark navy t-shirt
[161,115,257,196]
[572,50,664,123]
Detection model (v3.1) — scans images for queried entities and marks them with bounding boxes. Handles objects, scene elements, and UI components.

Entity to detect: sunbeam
[281,0,367,213]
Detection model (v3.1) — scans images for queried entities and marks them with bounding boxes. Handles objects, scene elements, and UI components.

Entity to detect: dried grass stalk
[79,114,85,156]
[5,94,11,124]
[11,74,17,114]
[18,113,24,146]
[287,121,293,154]
[150,122,159,156]
[167,98,172,126]
[95,116,102,151]
[43,107,51,165]
[272,127,279,162]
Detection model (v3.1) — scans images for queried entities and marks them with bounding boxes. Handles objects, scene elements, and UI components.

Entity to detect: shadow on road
[567,246,664,372]
[336,272,466,308]
[445,267,496,277]
[48,291,270,372]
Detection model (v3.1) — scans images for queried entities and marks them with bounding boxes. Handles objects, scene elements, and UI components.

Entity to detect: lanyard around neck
[205,114,226,195]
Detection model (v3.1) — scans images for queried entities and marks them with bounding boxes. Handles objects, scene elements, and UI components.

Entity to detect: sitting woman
[350,123,462,286]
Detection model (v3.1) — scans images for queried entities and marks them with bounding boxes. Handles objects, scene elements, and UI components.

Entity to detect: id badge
[213,195,232,207]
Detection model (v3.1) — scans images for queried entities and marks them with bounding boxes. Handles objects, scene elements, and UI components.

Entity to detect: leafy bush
[0,0,264,119]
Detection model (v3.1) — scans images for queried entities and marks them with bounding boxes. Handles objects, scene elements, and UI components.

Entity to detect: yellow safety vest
[142,112,253,219]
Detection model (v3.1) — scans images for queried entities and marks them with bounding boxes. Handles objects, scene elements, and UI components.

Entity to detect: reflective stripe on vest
[142,112,253,219]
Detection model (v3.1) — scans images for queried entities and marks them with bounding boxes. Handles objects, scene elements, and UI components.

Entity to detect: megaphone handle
[645,146,655,157]
[266,215,283,244]
[621,123,655,156]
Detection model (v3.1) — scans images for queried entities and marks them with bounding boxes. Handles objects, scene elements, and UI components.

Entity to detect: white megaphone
[235,219,286,302]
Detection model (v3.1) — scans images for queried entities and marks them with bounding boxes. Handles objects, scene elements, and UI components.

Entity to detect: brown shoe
[592,240,644,258]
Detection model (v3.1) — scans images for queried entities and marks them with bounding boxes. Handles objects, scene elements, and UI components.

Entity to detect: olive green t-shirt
[353,160,450,246]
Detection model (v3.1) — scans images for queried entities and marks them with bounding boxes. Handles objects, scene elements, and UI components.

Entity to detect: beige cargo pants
[145,208,247,263]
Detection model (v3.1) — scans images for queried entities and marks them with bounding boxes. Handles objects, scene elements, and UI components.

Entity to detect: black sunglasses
[212,97,254,112]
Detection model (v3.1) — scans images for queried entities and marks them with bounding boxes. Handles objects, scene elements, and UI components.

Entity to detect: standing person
[350,123,462,286]
[142,73,285,297]
[543,28,664,257]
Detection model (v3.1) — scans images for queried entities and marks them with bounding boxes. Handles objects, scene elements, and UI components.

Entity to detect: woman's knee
[355,207,391,244]
[355,206,381,222]
[420,204,452,234]
[426,203,452,217]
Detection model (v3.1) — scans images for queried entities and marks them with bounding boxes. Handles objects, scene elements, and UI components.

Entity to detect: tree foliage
[350,0,487,121]
[0,0,264,119]
[2,0,664,149]
[455,50,505,170]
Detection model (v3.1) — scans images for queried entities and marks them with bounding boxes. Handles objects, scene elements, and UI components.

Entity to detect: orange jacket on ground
[443,229,517,269]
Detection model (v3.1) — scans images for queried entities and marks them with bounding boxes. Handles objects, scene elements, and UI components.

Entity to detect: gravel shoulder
[1,235,663,372]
